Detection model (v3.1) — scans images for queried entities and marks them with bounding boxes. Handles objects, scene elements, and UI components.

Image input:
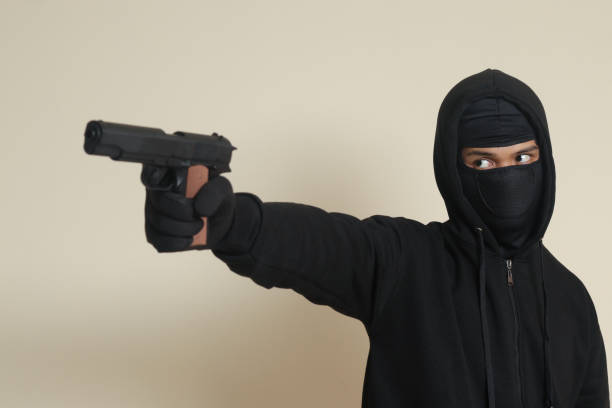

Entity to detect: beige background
[1,0,611,407]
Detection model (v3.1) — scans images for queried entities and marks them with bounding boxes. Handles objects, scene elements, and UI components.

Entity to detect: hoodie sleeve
[575,291,610,408]
[211,192,412,330]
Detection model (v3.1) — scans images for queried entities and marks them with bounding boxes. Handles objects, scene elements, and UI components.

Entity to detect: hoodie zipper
[506,258,525,408]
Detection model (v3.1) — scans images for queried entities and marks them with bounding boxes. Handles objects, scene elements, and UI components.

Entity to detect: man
[143,68,609,407]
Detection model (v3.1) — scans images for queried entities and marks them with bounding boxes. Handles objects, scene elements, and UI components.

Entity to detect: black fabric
[456,95,542,255]
[458,160,543,256]
[458,96,536,148]
[212,68,609,407]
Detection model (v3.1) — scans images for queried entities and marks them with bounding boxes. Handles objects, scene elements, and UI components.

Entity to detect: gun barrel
[83,120,236,173]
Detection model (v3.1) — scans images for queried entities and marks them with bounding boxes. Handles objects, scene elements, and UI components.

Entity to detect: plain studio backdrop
[1,1,611,407]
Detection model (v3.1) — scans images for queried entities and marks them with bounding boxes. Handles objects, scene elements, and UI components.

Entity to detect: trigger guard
[141,165,188,194]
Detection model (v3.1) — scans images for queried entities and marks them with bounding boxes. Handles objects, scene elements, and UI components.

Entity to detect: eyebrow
[464,145,539,157]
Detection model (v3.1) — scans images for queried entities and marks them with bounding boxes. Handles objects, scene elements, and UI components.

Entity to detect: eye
[517,153,531,163]
[474,158,493,169]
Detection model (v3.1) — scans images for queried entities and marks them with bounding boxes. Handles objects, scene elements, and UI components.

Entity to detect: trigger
[140,165,188,194]
[141,165,174,191]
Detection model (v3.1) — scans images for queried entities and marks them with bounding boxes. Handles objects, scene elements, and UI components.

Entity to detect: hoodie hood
[434,68,556,258]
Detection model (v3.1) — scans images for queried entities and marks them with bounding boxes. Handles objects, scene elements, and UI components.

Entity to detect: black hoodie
[212,68,609,407]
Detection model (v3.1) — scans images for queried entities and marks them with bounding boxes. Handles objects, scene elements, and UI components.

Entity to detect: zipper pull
[506,258,514,286]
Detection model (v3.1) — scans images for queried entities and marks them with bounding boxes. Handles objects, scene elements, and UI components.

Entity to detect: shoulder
[543,246,596,322]
[354,216,446,268]
[361,215,443,246]
[544,247,588,293]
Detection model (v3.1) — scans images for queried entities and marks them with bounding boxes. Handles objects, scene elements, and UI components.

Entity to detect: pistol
[83,120,236,248]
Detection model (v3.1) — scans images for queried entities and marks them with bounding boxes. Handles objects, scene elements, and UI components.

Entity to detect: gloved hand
[143,165,262,253]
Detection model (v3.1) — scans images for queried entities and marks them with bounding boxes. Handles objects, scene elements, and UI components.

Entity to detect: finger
[146,199,204,237]
[206,194,236,246]
[147,189,196,221]
[145,220,195,253]
[193,176,233,217]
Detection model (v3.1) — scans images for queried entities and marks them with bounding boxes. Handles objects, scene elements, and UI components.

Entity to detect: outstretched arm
[212,192,414,330]
[144,174,420,331]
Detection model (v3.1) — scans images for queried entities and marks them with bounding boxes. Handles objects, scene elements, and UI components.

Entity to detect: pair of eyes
[472,153,534,169]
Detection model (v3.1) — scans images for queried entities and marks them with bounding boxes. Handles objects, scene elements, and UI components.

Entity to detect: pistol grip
[185,164,209,247]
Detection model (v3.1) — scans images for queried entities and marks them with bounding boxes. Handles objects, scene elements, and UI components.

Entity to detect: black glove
[143,166,262,253]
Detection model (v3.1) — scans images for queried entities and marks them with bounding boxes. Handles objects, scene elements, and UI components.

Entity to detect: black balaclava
[456,96,543,256]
